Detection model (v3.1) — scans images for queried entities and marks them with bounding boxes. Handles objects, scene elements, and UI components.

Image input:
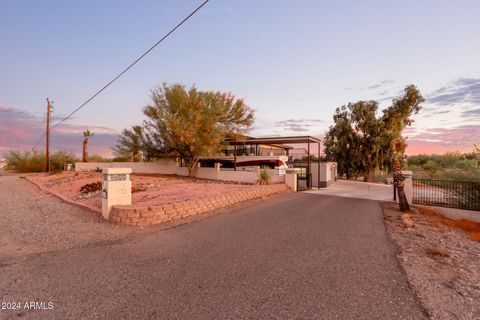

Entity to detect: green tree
[113,125,143,162]
[143,83,254,176]
[422,160,439,176]
[323,106,362,179]
[140,125,172,161]
[82,129,94,162]
[324,85,424,182]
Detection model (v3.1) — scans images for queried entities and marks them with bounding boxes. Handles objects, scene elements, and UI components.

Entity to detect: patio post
[307,140,310,188]
[233,139,237,171]
[318,142,321,188]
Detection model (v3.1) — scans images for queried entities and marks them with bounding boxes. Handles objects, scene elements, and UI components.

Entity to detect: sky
[1,0,480,158]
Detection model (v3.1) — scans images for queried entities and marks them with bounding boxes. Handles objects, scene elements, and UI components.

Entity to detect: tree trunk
[364,169,374,182]
[82,139,88,162]
[397,186,410,211]
[133,142,140,162]
[133,148,139,162]
[188,158,198,177]
[393,159,410,212]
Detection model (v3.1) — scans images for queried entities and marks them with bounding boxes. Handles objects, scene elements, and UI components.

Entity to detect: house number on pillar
[104,174,130,181]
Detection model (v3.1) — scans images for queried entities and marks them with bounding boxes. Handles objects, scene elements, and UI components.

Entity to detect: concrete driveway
[0,174,426,320]
[306,180,394,202]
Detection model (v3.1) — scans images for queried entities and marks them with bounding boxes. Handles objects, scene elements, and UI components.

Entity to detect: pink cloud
[404,125,480,155]
[406,141,469,155]
[0,104,119,158]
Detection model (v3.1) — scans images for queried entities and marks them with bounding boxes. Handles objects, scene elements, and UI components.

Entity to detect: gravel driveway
[0,174,139,260]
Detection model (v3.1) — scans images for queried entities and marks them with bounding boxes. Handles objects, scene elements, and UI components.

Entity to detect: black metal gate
[297,173,312,191]
[413,179,480,211]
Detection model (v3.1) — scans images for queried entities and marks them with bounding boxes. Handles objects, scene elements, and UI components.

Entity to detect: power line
[34,0,210,148]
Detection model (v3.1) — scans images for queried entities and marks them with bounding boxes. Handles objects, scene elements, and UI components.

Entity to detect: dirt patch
[0,175,141,260]
[383,202,480,319]
[28,172,252,209]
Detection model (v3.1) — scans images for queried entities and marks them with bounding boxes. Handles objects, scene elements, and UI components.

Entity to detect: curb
[24,175,102,215]
[110,183,291,226]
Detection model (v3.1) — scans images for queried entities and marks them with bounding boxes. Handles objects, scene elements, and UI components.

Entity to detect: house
[198,135,335,188]
[75,134,337,189]
[288,148,308,162]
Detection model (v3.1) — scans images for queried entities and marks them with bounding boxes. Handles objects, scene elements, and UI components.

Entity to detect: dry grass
[470,232,480,242]
[417,206,480,242]
[384,215,395,221]
[427,247,450,257]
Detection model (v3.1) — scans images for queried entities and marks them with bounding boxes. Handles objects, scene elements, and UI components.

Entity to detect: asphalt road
[0,182,427,319]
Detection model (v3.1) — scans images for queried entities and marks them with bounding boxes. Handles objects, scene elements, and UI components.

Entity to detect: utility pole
[45,98,53,172]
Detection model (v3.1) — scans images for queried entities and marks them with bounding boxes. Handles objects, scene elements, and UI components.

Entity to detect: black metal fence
[297,173,312,191]
[413,179,480,211]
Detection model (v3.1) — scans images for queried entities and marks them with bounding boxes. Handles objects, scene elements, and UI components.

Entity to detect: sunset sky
[1,0,479,157]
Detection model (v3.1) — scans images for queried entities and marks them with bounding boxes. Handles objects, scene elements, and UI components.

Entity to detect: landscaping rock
[80,181,102,194]
[383,203,480,319]
[401,213,415,228]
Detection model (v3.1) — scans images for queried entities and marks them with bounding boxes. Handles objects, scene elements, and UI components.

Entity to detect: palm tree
[113,125,143,162]
[82,129,94,162]
[392,138,409,211]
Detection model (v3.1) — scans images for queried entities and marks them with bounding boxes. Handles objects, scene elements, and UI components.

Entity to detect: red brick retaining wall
[110,184,288,226]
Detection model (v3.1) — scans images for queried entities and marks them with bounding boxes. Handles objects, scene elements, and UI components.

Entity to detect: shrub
[112,156,131,162]
[87,154,112,163]
[454,159,477,170]
[258,168,271,185]
[5,150,45,172]
[49,151,77,173]
[5,150,78,173]
[422,160,439,176]
[418,206,480,242]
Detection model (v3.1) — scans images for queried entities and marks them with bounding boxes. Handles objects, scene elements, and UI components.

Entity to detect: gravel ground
[29,172,250,209]
[383,203,480,319]
[0,174,139,260]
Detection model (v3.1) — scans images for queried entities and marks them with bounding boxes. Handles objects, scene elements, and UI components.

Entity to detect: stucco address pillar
[285,169,297,192]
[102,168,132,220]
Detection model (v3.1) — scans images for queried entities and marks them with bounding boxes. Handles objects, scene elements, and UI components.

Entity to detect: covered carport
[230,135,322,189]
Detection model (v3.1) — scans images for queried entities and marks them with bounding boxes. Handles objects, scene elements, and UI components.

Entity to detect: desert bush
[258,168,271,185]
[422,160,439,176]
[407,154,430,166]
[49,151,77,173]
[5,150,78,173]
[417,206,480,242]
[87,154,112,163]
[430,169,480,181]
[5,150,45,172]
[112,156,131,162]
[471,232,480,242]
[454,159,477,170]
